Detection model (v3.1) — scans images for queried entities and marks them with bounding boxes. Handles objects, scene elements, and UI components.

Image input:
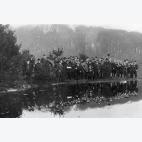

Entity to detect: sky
[2,0,142,32]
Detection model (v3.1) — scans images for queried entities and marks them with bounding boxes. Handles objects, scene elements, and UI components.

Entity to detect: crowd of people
[22,54,138,82]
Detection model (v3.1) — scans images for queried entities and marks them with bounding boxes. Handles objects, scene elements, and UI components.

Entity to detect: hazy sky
[4,0,142,32]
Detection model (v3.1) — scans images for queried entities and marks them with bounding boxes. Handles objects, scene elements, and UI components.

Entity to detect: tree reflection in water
[0,93,23,118]
[0,81,139,117]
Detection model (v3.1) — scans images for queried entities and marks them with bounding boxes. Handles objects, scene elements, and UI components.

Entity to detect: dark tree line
[0,24,32,80]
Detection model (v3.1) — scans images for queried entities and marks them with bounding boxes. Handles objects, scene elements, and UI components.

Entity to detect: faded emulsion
[0,81,138,118]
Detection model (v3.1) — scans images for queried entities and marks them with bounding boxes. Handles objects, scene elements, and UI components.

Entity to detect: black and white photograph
[0,0,142,120]
[0,23,140,118]
[2,0,142,142]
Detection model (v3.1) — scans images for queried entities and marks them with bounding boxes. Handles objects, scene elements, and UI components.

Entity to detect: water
[0,80,141,118]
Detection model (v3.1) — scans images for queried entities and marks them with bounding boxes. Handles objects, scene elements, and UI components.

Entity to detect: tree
[48,48,63,60]
[21,50,33,61]
[79,53,88,61]
[8,49,33,74]
[74,26,87,54]
[0,24,21,72]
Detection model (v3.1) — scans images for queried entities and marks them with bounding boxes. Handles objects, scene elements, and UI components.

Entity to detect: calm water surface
[0,80,141,118]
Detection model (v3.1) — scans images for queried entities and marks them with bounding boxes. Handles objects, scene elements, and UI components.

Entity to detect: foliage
[0,24,21,72]
[21,50,33,61]
[79,53,88,61]
[48,48,63,60]
[8,50,32,75]
[15,24,142,61]
[0,24,33,80]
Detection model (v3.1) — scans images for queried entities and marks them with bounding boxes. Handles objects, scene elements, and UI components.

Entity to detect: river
[0,79,141,118]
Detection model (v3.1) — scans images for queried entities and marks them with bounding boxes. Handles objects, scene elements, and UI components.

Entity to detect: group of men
[22,54,138,81]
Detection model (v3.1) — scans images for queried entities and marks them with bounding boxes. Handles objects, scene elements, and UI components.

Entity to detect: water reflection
[0,81,139,118]
[0,93,22,118]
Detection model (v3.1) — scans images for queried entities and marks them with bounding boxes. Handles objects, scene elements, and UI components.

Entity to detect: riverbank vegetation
[0,24,138,83]
[0,24,32,81]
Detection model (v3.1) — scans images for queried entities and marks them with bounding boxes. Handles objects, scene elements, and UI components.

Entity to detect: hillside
[14,24,142,61]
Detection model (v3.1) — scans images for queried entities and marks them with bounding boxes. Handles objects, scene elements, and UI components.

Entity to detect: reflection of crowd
[22,55,138,81]
[0,81,138,117]
[22,81,138,116]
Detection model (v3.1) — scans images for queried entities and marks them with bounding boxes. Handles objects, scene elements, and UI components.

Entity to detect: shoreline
[0,78,139,94]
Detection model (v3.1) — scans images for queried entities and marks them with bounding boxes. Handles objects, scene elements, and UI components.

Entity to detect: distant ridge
[14,24,142,61]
